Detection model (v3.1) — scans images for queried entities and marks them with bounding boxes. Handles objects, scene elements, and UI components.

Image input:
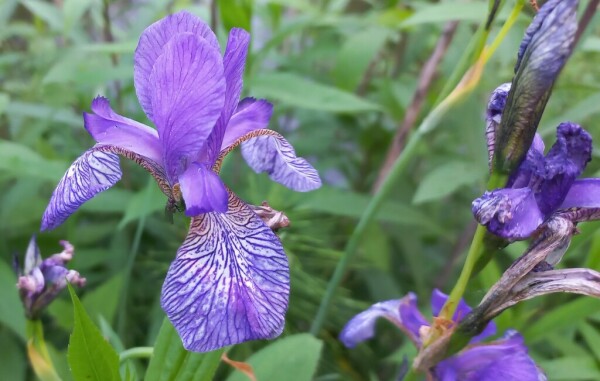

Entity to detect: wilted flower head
[40,11,321,352]
[474,120,595,241]
[490,0,578,174]
[340,290,544,381]
[15,236,85,319]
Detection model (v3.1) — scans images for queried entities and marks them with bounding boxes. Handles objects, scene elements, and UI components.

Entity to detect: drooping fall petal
[161,193,289,352]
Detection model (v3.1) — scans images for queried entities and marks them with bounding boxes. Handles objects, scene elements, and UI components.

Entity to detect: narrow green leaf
[225,334,322,381]
[249,72,381,112]
[537,356,600,380]
[82,273,125,325]
[579,322,600,361]
[219,0,253,31]
[0,140,67,181]
[67,284,121,381]
[413,161,485,204]
[145,318,223,381]
[400,3,489,27]
[0,260,26,341]
[21,0,63,30]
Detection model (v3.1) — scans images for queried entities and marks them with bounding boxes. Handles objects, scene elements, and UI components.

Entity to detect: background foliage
[1,0,600,380]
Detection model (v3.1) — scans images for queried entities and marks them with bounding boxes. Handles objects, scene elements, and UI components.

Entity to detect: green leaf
[248,72,381,112]
[0,92,9,115]
[537,356,600,380]
[524,298,600,342]
[0,140,67,181]
[413,161,485,204]
[67,284,121,381]
[400,3,488,27]
[145,317,223,381]
[0,260,26,341]
[332,28,390,91]
[219,0,253,31]
[578,322,600,361]
[117,183,166,229]
[21,0,63,30]
[225,334,322,381]
[0,327,26,380]
[540,91,600,137]
[82,273,125,325]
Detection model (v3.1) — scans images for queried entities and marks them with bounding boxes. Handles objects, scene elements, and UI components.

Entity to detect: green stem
[310,130,423,335]
[440,173,507,320]
[119,346,154,362]
[26,319,62,381]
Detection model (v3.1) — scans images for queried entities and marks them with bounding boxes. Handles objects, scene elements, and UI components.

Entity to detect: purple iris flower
[340,290,545,381]
[474,84,597,241]
[16,236,85,319]
[40,11,321,352]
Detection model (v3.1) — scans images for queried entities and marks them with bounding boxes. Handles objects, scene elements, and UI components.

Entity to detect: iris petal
[435,331,544,381]
[472,188,543,241]
[179,163,228,216]
[340,299,404,348]
[205,28,251,163]
[220,98,273,152]
[398,293,430,345]
[83,96,162,162]
[41,147,122,231]
[241,133,322,191]
[149,33,226,183]
[560,179,600,209]
[161,192,289,352]
[134,11,220,120]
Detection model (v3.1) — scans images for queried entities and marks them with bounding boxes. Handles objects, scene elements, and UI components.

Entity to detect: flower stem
[119,346,154,362]
[26,319,62,381]
[440,172,507,320]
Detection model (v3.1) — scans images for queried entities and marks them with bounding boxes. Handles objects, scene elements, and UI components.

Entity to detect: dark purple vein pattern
[41,147,121,231]
[161,191,290,352]
[241,134,321,192]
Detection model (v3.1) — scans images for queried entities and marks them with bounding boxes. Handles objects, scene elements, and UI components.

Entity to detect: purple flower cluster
[340,291,545,381]
[40,12,320,352]
[16,237,85,319]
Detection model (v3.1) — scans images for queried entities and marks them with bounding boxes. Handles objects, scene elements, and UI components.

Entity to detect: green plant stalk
[440,172,507,321]
[26,319,62,381]
[119,347,154,362]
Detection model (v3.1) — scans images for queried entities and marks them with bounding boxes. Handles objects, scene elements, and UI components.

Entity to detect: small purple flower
[473,118,597,242]
[40,11,321,352]
[16,236,86,319]
[340,291,544,381]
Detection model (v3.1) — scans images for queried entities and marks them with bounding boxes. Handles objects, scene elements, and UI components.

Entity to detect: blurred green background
[2,0,600,380]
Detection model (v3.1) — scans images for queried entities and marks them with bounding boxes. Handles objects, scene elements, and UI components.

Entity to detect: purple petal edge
[161,192,289,352]
[241,133,322,192]
[41,147,122,231]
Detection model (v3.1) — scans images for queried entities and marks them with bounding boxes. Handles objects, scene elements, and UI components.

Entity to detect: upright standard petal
[220,98,273,152]
[161,192,289,352]
[41,147,122,231]
[179,163,228,216]
[134,11,220,119]
[241,133,322,191]
[340,299,404,348]
[205,28,251,163]
[83,97,162,162]
[150,33,226,183]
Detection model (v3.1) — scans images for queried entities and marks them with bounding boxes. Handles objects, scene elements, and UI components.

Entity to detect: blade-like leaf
[225,334,322,381]
[145,317,223,381]
[67,284,121,381]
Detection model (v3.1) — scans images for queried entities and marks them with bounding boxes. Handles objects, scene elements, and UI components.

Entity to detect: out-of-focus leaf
[540,91,600,137]
[581,36,600,52]
[0,331,26,381]
[6,101,81,126]
[524,298,600,342]
[82,189,134,214]
[249,72,381,112]
[537,356,600,380]
[0,140,67,180]
[118,184,166,229]
[0,92,9,115]
[400,3,488,27]
[297,186,447,236]
[578,322,600,361]
[80,42,138,54]
[82,273,124,325]
[145,318,223,381]
[413,161,485,204]
[67,284,121,381]
[225,334,322,381]
[21,0,63,30]
[219,0,253,31]
[63,0,93,34]
[0,260,26,341]
[333,28,390,91]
